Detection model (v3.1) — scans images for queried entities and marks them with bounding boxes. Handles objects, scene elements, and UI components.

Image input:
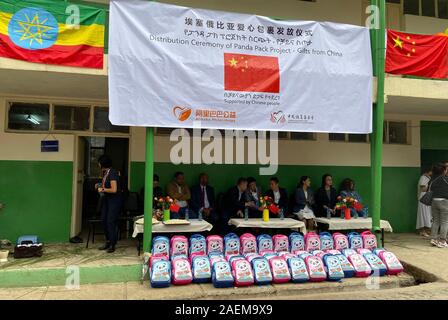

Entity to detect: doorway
[71,136,129,239]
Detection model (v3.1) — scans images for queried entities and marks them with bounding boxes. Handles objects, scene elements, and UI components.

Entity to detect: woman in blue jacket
[339,178,368,218]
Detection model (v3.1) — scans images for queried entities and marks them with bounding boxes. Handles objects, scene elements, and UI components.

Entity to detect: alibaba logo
[173,106,192,122]
[270,111,286,124]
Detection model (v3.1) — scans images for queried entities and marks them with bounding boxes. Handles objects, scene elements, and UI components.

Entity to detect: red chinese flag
[386,29,448,79]
[224,53,280,93]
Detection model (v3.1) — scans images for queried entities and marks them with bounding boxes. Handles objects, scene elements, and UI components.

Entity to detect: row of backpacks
[150,246,404,288]
[149,232,404,288]
[151,231,379,258]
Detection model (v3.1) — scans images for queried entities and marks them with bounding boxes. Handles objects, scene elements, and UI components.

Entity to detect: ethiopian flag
[0,0,105,68]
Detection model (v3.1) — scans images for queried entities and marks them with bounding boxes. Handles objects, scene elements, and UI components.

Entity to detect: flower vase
[262,209,270,222]
[163,209,170,221]
[344,207,351,220]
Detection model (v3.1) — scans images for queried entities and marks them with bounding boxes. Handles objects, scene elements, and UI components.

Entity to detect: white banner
[109,0,373,133]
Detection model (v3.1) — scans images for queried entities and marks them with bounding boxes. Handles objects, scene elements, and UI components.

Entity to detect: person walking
[97,155,123,253]
[429,163,448,248]
[416,167,432,237]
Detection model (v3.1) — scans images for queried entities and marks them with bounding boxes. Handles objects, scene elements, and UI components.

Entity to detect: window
[404,0,420,15]
[348,134,368,143]
[93,107,129,133]
[404,0,448,18]
[422,0,436,17]
[385,121,409,144]
[329,133,369,143]
[290,132,315,141]
[329,133,346,142]
[7,102,50,131]
[439,0,448,18]
[53,105,90,131]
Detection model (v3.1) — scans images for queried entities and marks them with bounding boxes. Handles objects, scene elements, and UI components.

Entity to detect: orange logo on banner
[173,106,192,121]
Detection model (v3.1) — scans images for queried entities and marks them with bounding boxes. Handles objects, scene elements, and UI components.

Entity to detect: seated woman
[339,178,368,218]
[245,177,263,218]
[314,174,338,218]
[293,176,316,231]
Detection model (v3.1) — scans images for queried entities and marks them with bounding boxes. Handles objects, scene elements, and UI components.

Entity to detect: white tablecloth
[314,217,393,232]
[132,219,213,237]
[228,218,307,234]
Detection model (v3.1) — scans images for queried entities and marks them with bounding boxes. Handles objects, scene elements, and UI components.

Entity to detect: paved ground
[1,233,448,300]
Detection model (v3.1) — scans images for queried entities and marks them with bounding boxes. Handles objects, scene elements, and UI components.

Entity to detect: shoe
[98,243,110,250]
[430,239,439,247]
[107,246,116,253]
[437,241,448,248]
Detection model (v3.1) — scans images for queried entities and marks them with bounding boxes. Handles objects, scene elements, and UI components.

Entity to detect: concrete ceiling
[0,69,108,101]
[386,96,448,116]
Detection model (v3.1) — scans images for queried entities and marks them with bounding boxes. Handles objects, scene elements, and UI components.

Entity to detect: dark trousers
[101,197,122,246]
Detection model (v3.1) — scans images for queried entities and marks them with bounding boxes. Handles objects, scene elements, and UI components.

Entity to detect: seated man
[140,174,164,210]
[221,178,252,234]
[166,171,191,219]
[265,177,288,217]
[190,173,216,223]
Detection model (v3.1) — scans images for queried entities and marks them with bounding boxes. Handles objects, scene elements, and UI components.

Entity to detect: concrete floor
[1,233,448,300]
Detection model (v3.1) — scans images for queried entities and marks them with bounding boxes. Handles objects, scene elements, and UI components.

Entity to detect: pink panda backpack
[333,232,349,251]
[361,231,378,250]
[272,234,289,253]
[305,232,321,252]
[171,258,193,285]
[170,236,188,258]
[269,257,291,283]
[378,250,404,275]
[240,233,257,255]
[348,253,372,278]
[206,235,224,255]
[305,255,327,282]
[231,259,254,286]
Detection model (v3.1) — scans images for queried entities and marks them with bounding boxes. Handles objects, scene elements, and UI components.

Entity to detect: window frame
[384,120,411,145]
[6,101,51,133]
[52,104,92,132]
[403,0,448,19]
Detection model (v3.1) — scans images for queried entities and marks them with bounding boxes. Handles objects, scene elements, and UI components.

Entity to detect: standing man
[166,172,191,219]
[190,173,216,222]
[265,177,288,216]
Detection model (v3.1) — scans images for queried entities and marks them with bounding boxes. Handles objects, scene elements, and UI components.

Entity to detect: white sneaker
[430,239,439,247]
[437,241,448,248]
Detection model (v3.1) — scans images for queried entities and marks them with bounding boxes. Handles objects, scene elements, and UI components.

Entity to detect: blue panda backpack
[224,233,240,256]
[289,232,305,253]
[287,257,309,283]
[150,260,171,288]
[212,260,234,288]
[323,255,345,281]
[251,257,273,285]
[363,252,387,276]
[152,236,170,257]
[257,234,273,253]
[348,232,364,249]
[192,255,212,283]
[335,254,355,278]
[319,232,334,251]
[189,234,206,256]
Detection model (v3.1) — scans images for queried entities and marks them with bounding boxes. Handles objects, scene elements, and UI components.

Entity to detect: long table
[314,217,393,246]
[228,218,307,234]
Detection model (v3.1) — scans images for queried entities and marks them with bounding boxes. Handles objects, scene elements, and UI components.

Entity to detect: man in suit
[166,171,191,219]
[220,178,252,234]
[265,177,288,216]
[190,173,216,222]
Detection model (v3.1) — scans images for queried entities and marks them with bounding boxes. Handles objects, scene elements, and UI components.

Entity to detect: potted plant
[259,196,279,222]
[335,196,363,220]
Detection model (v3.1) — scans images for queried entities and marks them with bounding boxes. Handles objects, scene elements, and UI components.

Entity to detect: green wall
[130,162,420,233]
[0,161,73,243]
[421,121,448,150]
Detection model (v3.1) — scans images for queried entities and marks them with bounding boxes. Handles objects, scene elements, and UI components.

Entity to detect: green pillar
[370,0,386,245]
[143,127,154,253]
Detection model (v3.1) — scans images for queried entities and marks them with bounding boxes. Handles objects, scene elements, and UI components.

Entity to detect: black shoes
[107,246,116,253]
[98,243,110,250]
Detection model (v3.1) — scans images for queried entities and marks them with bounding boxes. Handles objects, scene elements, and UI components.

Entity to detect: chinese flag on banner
[224,53,280,93]
[386,29,448,79]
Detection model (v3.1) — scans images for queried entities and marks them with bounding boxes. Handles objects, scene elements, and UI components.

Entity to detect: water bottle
[198,208,203,221]
[279,208,285,220]
[327,208,332,219]
[244,207,249,221]
[185,208,190,221]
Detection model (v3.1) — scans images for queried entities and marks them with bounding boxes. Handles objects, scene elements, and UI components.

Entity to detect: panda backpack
[342,249,357,258]
[333,233,349,250]
[150,260,171,288]
[335,254,355,278]
[209,253,226,267]
[152,236,170,257]
[319,232,334,251]
[348,232,364,250]
[363,252,387,276]
[348,253,372,278]
[240,233,258,255]
[191,255,212,283]
[251,257,273,285]
[289,232,305,253]
[257,234,273,254]
[269,257,291,284]
[224,233,240,256]
[378,251,404,275]
[305,255,327,282]
[189,234,207,256]
[171,258,193,285]
[212,261,234,288]
[232,259,254,287]
[170,235,189,258]
[361,231,378,250]
[206,235,224,255]
[323,254,345,281]
[287,257,309,283]
[305,232,321,252]
[272,234,289,253]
